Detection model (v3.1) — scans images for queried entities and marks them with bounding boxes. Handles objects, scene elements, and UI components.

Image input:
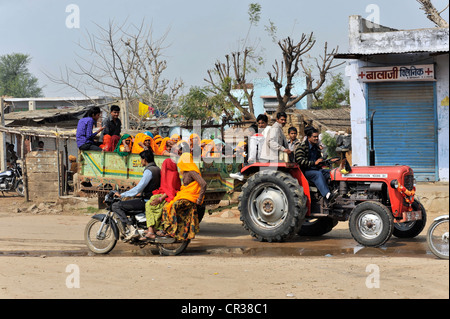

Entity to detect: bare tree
[204,48,257,121]
[47,19,183,127]
[417,0,449,28]
[267,33,344,114]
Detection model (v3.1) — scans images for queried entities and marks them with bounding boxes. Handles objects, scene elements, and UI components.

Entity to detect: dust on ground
[0,195,448,299]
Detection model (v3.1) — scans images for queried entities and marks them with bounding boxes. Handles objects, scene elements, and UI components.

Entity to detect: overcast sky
[1,0,448,97]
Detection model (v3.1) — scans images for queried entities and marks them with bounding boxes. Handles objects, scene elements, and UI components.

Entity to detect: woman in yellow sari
[158,152,207,241]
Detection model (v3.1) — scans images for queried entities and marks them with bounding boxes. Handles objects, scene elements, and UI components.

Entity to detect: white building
[337,15,449,182]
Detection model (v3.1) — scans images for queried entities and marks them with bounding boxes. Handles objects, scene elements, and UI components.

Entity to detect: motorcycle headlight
[390,179,399,189]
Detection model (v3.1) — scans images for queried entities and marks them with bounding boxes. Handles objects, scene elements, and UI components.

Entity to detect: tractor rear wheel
[239,170,307,242]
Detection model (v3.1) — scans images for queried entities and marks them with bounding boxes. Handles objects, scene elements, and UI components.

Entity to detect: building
[336,15,449,182]
[231,77,309,117]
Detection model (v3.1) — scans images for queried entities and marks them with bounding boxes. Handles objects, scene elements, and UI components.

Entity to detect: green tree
[0,53,43,97]
[311,73,349,109]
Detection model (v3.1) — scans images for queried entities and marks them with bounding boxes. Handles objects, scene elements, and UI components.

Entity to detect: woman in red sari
[141,157,181,239]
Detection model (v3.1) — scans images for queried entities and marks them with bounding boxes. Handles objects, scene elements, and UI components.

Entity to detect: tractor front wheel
[349,201,394,247]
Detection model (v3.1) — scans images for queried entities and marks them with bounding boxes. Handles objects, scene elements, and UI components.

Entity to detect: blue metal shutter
[367,82,437,181]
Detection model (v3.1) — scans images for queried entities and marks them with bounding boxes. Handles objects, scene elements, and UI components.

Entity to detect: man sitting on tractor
[294,128,336,206]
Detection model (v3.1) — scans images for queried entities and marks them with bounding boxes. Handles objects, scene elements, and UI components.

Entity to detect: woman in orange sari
[141,157,181,240]
[158,152,207,241]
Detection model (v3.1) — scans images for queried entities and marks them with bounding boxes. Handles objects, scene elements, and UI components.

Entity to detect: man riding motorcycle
[112,150,161,240]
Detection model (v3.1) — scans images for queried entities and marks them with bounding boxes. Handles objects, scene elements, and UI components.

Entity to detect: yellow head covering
[177,152,200,175]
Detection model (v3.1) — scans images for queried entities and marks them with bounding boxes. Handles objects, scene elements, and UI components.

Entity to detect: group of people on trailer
[75,105,337,241]
[75,105,235,160]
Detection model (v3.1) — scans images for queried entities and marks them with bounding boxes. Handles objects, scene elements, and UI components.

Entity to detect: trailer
[75,150,243,206]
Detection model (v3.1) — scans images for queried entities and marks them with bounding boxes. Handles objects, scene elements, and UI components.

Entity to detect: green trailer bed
[76,150,242,205]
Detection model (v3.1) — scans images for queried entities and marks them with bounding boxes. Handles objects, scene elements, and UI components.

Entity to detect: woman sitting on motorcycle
[158,152,207,241]
[141,157,181,240]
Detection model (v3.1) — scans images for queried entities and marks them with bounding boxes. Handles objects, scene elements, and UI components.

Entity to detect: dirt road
[0,195,448,300]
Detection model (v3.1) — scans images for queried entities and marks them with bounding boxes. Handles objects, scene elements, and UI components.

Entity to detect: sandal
[139,230,156,241]
[156,230,170,237]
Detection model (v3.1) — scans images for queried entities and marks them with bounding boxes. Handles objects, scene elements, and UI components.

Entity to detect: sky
[0,0,448,97]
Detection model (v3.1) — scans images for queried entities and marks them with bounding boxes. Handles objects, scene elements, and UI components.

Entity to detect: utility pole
[0,98,7,172]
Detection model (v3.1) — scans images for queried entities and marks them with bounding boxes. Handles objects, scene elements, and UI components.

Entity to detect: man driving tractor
[294,128,337,206]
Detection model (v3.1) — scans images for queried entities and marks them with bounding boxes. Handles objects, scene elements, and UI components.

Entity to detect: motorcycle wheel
[15,179,24,197]
[158,240,190,256]
[427,218,449,260]
[84,218,117,254]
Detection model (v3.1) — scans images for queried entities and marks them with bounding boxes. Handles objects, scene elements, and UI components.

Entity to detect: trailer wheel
[349,201,394,247]
[239,170,307,242]
[393,200,427,238]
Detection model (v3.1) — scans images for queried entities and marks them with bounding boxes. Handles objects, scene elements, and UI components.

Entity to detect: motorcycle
[427,214,449,260]
[84,190,190,256]
[0,162,24,197]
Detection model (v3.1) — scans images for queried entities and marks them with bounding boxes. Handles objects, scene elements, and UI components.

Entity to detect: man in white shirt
[260,112,291,163]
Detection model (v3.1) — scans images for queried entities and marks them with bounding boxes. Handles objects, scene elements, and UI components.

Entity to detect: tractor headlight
[390,179,399,189]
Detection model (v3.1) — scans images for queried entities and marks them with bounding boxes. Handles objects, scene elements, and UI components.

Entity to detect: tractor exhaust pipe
[369,111,376,166]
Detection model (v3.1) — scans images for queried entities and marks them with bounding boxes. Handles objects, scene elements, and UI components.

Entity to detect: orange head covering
[159,137,170,154]
[171,133,180,142]
[131,133,147,154]
[189,133,200,146]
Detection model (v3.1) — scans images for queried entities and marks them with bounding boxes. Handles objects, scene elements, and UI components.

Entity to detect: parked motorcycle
[84,191,190,256]
[427,214,449,260]
[0,162,24,197]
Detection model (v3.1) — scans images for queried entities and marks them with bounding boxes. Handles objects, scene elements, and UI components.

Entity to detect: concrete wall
[435,54,449,180]
[348,15,449,55]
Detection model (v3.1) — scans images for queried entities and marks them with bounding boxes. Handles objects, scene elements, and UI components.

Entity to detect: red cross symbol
[425,68,433,75]
[358,71,365,79]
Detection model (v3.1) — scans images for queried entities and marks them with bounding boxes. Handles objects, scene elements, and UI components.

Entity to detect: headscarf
[114,134,132,156]
[165,153,202,213]
[177,152,201,175]
[131,133,147,154]
[100,134,111,151]
[108,135,120,152]
[189,133,201,146]
[159,137,171,155]
[171,133,181,143]
[202,139,219,158]
[152,158,181,202]
[144,131,154,138]
[153,137,163,155]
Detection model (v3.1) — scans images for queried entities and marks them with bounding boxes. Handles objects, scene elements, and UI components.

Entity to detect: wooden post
[20,134,29,202]
[119,99,130,130]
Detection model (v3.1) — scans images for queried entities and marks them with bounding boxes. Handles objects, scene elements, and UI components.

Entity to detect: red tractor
[238,159,426,247]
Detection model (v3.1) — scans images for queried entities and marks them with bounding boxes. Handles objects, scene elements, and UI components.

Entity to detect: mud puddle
[0,236,434,258]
